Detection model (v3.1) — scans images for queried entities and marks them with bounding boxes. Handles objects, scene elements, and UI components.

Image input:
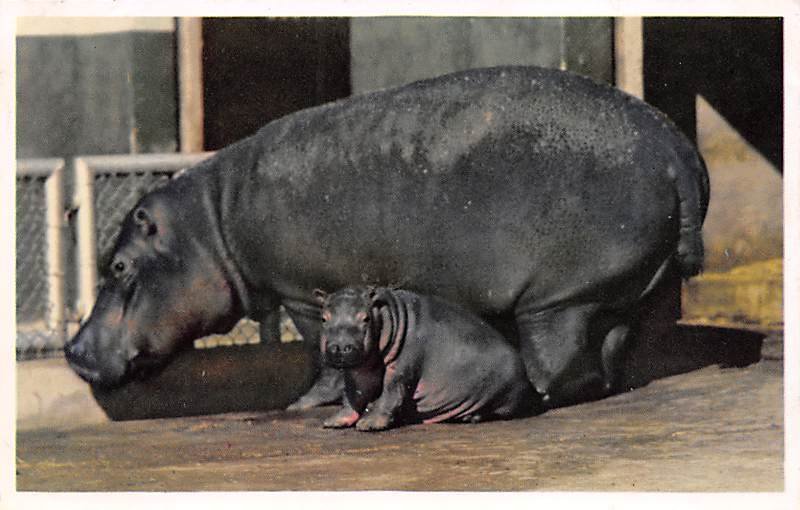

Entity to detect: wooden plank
[614,17,644,98]
[177,18,205,152]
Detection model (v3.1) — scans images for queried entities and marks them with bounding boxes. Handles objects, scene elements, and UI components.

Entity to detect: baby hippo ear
[133,207,157,236]
[312,288,328,305]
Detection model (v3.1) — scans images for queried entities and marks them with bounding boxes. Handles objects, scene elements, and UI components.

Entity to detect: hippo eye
[112,260,126,276]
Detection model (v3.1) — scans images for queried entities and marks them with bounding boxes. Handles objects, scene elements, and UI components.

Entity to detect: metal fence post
[16,158,68,355]
[74,158,98,320]
[614,17,644,99]
[44,160,66,340]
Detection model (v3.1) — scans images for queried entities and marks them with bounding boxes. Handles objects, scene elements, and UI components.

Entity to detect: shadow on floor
[90,322,768,421]
[619,323,765,391]
[91,341,314,421]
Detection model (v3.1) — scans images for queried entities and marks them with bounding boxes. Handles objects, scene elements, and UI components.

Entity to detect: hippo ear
[366,285,377,300]
[133,207,157,236]
[312,288,327,304]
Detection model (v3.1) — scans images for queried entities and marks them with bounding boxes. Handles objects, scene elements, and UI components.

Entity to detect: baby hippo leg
[324,365,384,429]
[323,401,362,429]
[356,366,409,432]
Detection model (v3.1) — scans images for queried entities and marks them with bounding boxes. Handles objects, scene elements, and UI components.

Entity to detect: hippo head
[315,287,378,369]
[64,186,245,387]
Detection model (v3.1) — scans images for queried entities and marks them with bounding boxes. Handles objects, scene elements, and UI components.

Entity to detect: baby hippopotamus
[315,287,539,431]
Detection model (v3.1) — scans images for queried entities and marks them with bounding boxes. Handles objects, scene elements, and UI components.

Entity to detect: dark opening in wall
[643,17,783,172]
[201,18,351,150]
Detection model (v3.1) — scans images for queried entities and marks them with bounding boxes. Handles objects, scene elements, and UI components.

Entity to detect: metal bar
[177,17,205,153]
[74,152,214,173]
[614,17,644,99]
[74,158,98,320]
[44,160,66,344]
[16,158,66,178]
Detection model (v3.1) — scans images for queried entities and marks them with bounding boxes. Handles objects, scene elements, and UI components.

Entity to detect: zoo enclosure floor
[16,359,782,492]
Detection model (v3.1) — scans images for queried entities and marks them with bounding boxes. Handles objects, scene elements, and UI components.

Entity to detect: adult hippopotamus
[317,287,537,431]
[64,65,708,409]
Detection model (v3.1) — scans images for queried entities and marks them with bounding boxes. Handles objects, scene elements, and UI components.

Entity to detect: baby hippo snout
[324,333,365,368]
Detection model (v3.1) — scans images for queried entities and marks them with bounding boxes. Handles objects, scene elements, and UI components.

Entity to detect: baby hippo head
[314,287,376,369]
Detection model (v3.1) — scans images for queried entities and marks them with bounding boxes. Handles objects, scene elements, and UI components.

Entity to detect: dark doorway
[201,18,351,150]
[643,18,783,172]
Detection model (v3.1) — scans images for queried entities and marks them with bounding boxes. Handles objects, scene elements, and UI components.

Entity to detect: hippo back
[201,66,706,316]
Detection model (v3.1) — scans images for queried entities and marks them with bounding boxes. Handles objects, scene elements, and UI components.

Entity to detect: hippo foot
[355,411,393,432]
[461,414,484,424]
[287,388,342,411]
[287,369,344,411]
[323,407,361,428]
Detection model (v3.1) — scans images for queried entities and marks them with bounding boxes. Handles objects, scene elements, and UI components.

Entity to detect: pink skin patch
[340,411,361,427]
[326,409,361,428]
[413,379,426,401]
[423,400,475,424]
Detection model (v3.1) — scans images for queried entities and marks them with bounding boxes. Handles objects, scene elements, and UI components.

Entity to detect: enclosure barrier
[15,152,301,360]
[72,153,217,318]
[16,159,66,358]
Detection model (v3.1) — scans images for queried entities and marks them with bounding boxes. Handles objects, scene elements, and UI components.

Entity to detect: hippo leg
[461,414,484,424]
[284,311,344,411]
[323,401,362,428]
[515,303,608,408]
[324,365,383,428]
[600,323,632,393]
[355,372,408,432]
[257,308,282,346]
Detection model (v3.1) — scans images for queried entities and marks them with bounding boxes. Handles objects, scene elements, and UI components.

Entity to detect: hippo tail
[669,134,710,279]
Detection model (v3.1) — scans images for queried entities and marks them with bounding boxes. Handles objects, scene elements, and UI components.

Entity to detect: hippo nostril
[65,338,93,366]
[328,344,340,355]
[65,341,80,358]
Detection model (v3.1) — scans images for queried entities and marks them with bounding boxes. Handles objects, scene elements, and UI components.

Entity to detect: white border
[2,2,798,510]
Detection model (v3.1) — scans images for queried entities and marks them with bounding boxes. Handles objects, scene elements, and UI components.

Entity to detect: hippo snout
[64,336,100,383]
[325,340,364,368]
[63,326,130,387]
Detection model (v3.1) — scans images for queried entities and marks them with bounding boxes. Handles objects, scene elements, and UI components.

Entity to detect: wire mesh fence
[93,171,172,265]
[16,159,65,359]
[15,153,303,361]
[16,173,48,321]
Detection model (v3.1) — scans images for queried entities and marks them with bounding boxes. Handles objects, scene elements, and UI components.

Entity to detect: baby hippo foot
[323,406,361,429]
[286,369,344,411]
[460,414,484,424]
[355,410,393,432]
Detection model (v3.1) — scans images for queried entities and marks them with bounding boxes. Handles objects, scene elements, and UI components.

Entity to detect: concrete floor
[16,359,782,492]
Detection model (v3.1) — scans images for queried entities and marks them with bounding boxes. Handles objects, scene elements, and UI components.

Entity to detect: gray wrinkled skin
[319,287,538,431]
[64,66,708,408]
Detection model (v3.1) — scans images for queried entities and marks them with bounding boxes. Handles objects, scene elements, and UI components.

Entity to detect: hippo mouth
[125,349,174,382]
[65,345,172,388]
[325,353,364,369]
[65,358,102,384]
